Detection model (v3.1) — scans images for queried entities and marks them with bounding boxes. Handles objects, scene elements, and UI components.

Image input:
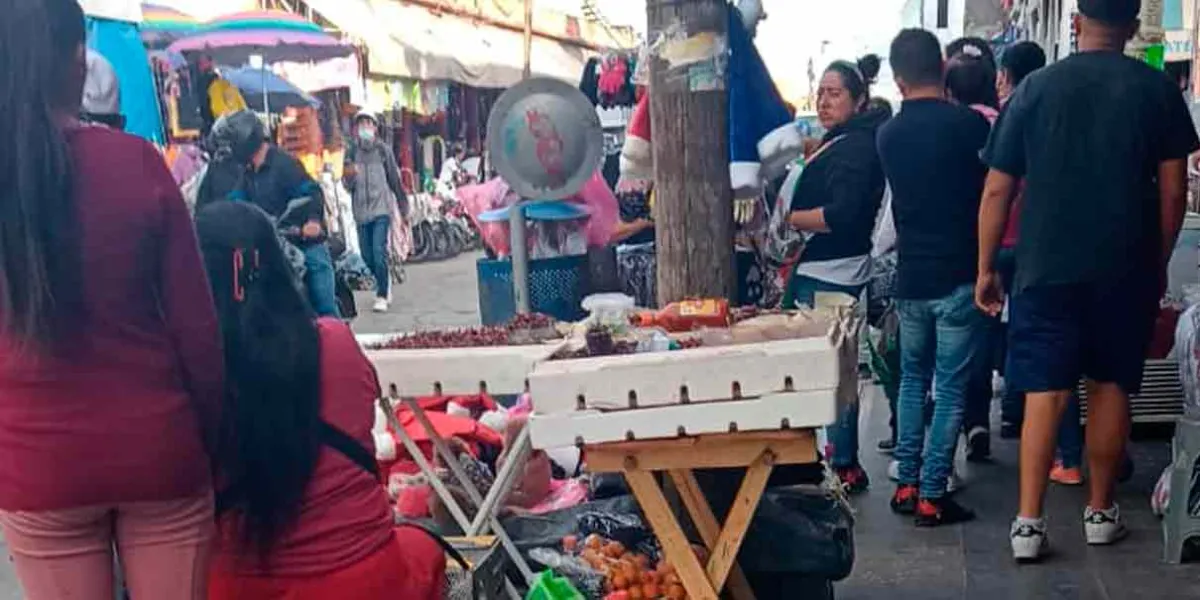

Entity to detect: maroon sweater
[0,126,223,511]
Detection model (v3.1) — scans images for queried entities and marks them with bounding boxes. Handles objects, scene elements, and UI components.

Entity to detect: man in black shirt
[877,28,991,527]
[978,0,1199,561]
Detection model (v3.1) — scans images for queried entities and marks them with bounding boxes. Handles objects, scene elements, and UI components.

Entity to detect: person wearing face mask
[783,54,889,495]
[347,112,408,313]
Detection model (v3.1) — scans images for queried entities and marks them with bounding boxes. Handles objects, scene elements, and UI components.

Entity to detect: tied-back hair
[195,201,322,559]
[0,0,86,353]
[826,54,882,109]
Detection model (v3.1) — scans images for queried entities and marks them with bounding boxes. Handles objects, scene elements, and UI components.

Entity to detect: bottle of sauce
[634,298,731,332]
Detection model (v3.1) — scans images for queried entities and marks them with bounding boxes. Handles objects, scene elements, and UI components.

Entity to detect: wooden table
[585,429,818,600]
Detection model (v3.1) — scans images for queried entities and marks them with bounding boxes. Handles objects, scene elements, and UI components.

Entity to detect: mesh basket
[477,255,589,326]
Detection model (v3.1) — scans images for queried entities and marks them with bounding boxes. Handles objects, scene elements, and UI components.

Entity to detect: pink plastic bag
[459,172,618,257]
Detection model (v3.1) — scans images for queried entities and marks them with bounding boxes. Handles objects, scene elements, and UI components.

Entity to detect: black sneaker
[915,497,976,527]
[966,427,991,463]
[890,484,918,515]
[877,438,896,454]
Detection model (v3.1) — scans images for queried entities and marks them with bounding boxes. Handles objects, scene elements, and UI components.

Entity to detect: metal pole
[522,0,534,80]
[509,202,530,314]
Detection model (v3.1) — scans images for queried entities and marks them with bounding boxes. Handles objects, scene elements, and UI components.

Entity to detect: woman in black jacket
[784,55,889,493]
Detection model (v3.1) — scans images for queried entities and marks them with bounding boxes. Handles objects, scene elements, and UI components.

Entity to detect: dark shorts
[1006,276,1158,395]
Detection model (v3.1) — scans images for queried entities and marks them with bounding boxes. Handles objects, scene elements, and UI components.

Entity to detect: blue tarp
[86,16,164,145]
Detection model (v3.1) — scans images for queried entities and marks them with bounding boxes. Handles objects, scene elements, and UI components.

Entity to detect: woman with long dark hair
[0,0,222,597]
[196,201,440,598]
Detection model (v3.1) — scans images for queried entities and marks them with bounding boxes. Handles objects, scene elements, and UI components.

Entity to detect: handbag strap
[396,520,471,571]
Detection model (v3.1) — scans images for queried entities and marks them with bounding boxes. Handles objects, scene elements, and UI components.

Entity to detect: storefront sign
[1166,29,1193,62]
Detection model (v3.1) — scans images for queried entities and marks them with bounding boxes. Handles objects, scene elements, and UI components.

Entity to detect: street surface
[0,256,1191,598]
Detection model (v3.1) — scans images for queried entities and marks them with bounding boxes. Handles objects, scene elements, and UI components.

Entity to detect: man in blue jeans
[877,29,991,526]
[347,112,408,313]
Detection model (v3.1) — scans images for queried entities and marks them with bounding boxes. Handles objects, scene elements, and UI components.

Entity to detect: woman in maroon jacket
[195,201,442,599]
[0,0,223,598]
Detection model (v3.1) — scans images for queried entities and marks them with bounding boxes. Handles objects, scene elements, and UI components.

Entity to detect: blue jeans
[357,216,391,299]
[788,274,865,469]
[895,283,987,499]
[302,243,341,318]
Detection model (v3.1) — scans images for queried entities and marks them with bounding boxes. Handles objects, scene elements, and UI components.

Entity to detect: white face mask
[358,127,376,143]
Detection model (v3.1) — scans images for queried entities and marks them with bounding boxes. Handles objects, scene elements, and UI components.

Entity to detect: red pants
[208,527,445,600]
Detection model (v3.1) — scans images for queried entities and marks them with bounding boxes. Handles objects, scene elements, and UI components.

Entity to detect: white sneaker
[1084,504,1128,545]
[1011,517,1049,562]
[372,298,389,313]
[887,459,899,481]
[946,470,966,495]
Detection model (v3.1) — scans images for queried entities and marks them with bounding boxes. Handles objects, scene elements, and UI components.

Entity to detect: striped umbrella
[167,10,352,114]
[167,10,352,64]
[140,3,200,48]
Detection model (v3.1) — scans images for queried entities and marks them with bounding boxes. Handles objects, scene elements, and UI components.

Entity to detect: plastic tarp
[87,17,165,145]
[303,0,588,88]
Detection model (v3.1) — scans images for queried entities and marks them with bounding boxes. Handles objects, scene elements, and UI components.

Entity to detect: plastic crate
[477,255,588,326]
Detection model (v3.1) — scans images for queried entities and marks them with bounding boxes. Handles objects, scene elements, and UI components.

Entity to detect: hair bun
[857,54,881,84]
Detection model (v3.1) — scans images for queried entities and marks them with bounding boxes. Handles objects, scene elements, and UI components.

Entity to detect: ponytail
[0,0,86,352]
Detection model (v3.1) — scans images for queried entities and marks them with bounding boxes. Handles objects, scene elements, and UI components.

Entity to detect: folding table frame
[379,396,535,600]
[585,430,819,600]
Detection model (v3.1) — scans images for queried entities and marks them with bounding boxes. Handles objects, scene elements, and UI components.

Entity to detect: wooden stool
[586,430,818,600]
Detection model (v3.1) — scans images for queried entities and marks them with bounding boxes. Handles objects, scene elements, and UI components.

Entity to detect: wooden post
[646,0,734,304]
[523,0,535,79]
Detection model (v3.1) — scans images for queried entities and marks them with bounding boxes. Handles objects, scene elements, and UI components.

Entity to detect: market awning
[303,0,589,88]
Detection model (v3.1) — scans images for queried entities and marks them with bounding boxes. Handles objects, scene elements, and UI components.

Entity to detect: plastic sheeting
[87,17,165,145]
[302,0,588,88]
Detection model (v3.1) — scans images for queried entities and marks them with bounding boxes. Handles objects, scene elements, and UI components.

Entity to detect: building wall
[922,0,967,44]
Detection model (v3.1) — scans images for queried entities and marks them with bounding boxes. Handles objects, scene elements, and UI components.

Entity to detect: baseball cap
[82,50,120,116]
[1078,0,1141,24]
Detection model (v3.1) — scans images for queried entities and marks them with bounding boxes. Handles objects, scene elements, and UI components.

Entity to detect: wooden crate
[528,336,839,415]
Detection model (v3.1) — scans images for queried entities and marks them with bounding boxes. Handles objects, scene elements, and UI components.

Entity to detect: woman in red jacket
[0,1,222,597]
[195,201,442,599]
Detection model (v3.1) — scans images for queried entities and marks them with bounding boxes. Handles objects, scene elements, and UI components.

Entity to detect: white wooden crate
[528,390,836,449]
[528,336,838,415]
[359,335,563,397]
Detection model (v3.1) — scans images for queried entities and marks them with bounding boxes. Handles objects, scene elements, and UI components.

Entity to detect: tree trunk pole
[646,0,734,304]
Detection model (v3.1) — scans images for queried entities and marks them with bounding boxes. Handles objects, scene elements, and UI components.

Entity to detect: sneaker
[890,484,918,515]
[946,470,966,495]
[887,459,899,482]
[1011,518,1049,562]
[877,439,896,454]
[835,465,870,495]
[915,497,976,527]
[1049,461,1083,486]
[966,426,991,463]
[1084,505,1128,545]
[372,297,390,313]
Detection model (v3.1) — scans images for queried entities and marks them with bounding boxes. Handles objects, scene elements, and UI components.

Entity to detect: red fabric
[0,126,223,511]
[208,527,445,600]
[411,393,498,415]
[389,409,504,458]
[214,320,395,577]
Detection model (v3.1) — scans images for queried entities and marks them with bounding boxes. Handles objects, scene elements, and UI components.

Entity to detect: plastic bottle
[633,298,731,332]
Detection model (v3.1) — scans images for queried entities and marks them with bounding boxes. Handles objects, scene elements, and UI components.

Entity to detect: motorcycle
[406,186,482,264]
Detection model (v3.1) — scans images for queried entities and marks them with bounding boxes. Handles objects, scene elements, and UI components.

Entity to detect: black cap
[1078,0,1141,24]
